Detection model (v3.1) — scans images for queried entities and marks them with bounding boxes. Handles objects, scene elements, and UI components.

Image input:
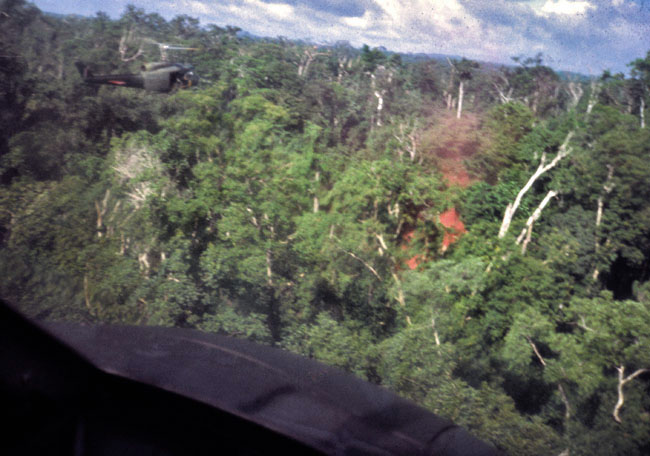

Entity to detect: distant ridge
[39,9,591,79]
[42,11,86,20]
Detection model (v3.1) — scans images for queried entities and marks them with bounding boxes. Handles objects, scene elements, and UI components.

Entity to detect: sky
[32,0,650,74]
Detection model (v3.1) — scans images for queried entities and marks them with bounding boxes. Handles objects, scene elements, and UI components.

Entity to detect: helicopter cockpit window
[180,71,195,88]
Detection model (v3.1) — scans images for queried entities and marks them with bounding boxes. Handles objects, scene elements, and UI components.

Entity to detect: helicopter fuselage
[76,62,198,93]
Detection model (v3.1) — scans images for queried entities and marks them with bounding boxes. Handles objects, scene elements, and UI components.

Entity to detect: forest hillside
[2,1,650,454]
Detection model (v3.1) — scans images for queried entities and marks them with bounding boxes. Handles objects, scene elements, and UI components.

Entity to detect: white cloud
[185,1,211,15]
[540,0,594,16]
[36,0,647,74]
[263,2,294,20]
[342,12,373,29]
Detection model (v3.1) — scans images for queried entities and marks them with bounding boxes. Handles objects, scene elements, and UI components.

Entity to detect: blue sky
[32,0,650,74]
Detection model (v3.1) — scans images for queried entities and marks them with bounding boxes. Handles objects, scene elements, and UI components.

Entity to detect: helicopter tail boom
[75,62,146,89]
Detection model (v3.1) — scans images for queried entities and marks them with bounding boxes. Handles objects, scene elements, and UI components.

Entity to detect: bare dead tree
[493,81,514,104]
[297,46,327,77]
[640,96,645,129]
[445,57,457,111]
[375,233,388,256]
[431,318,441,345]
[94,189,111,238]
[393,122,419,161]
[491,70,514,104]
[313,171,320,213]
[341,248,381,281]
[337,56,348,83]
[498,132,574,239]
[119,27,144,62]
[266,249,273,286]
[558,384,571,420]
[613,366,649,423]
[457,79,465,119]
[84,273,93,314]
[516,190,558,254]
[390,272,412,326]
[525,335,572,419]
[566,81,584,110]
[374,89,385,126]
[586,80,600,115]
[138,251,150,275]
[592,165,614,280]
[113,145,162,210]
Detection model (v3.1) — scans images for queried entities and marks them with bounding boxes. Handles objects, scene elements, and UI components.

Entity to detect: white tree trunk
[641,96,645,129]
[343,249,381,280]
[526,337,572,420]
[431,318,441,346]
[393,123,418,161]
[494,82,513,104]
[531,90,539,115]
[337,57,347,83]
[586,81,600,115]
[374,90,384,126]
[613,366,649,423]
[298,48,326,77]
[391,273,406,308]
[498,132,573,238]
[516,190,558,254]
[558,384,571,420]
[446,57,456,111]
[84,274,92,314]
[592,165,614,280]
[95,189,111,238]
[566,81,584,110]
[595,165,614,228]
[138,252,150,275]
[375,233,388,254]
[313,171,320,213]
[456,80,464,119]
[266,249,273,285]
[119,28,144,62]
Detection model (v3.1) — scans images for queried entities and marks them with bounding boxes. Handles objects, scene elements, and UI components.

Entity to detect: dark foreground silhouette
[0,301,499,455]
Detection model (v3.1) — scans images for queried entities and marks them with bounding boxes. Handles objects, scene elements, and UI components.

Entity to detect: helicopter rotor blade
[160,45,200,51]
[144,39,199,51]
[142,38,201,61]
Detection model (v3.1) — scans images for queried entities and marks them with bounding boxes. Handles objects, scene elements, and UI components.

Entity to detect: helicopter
[76,41,200,93]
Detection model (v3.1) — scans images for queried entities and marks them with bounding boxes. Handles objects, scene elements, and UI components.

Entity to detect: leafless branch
[516,190,558,253]
[577,316,595,332]
[119,28,144,62]
[498,132,573,238]
[94,189,111,238]
[613,366,649,423]
[431,318,441,346]
[526,335,547,366]
[566,81,584,110]
[558,383,571,420]
[297,47,328,77]
[592,165,615,280]
[342,249,382,281]
[391,272,406,307]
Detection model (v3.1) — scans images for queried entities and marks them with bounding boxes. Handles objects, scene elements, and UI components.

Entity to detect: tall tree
[449,58,479,119]
[629,51,650,128]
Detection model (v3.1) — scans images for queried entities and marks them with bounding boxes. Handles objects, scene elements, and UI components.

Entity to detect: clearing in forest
[423,111,481,187]
[403,111,483,263]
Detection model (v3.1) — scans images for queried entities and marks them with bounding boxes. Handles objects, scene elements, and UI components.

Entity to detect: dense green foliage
[2,2,650,454]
